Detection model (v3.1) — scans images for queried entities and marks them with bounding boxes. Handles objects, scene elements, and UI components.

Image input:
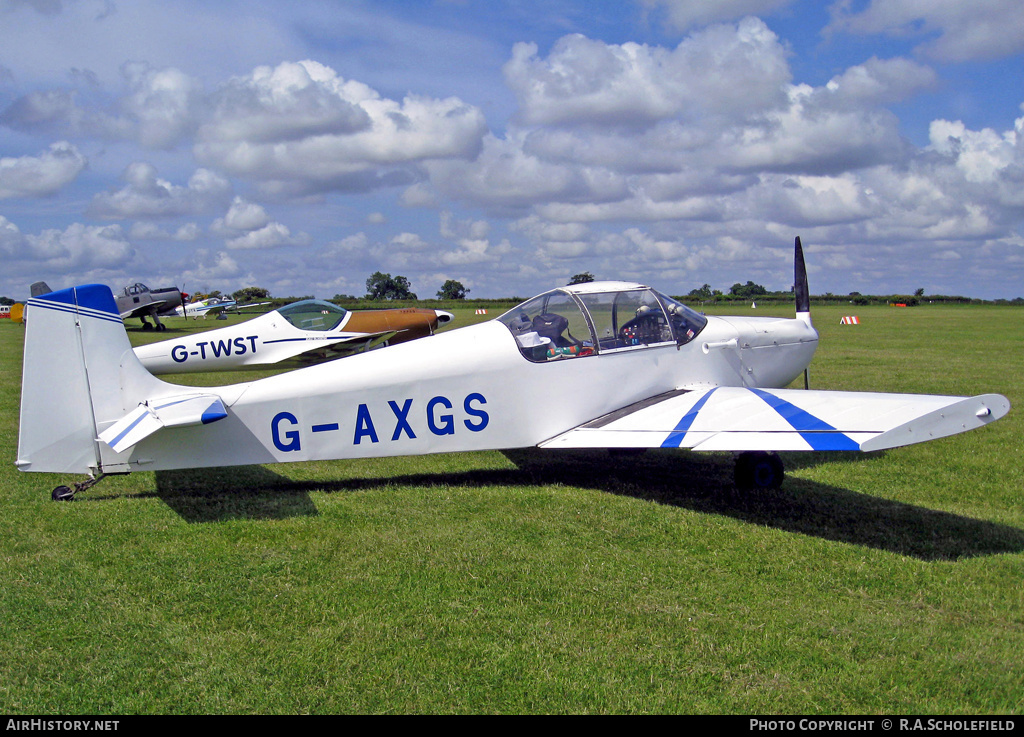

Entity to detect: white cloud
[324,232,369,255]
[0,216,25,257]
[214,196,271,233]
[928,118,1019,183]
[440,211,489,241]
[118,62,202,149]
[824,57,938,107]
[90,163,231,218]
[436,21,921,226]
[640,0,796,32]
[0,63,201,149]
[713,83,911,174]
[128,221,202,241]
[503,19,790,128]
[211,196,309,250]
[2,220,135,273]
[225,222,305,250]
[827,0,1024,62]
[0,141,86,198]
[434,22,937,242]
[193,60,487,195]
[181,249,243,284]
[200,60,372,145]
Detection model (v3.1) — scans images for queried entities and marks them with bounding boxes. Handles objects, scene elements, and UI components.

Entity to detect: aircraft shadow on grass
[153,465,319,523]
[147,449,1024,562]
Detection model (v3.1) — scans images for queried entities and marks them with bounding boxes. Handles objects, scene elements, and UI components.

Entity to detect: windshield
[654,291,707,345]
[277,300,348,331]
[576,289,675,350]
[498,286,706,362]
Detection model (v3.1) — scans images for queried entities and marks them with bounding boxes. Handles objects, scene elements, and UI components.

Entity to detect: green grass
[1,304,1022,714]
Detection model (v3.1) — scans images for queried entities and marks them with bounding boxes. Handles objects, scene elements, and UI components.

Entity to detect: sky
[2,0,1024,301]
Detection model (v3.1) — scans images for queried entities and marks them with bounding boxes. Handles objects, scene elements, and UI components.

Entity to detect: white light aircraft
[17,239,1009,500]
[134,299,455,373]
[172,295,239,319]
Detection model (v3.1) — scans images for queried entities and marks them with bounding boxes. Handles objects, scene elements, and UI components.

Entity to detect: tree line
[5,275,1020,309]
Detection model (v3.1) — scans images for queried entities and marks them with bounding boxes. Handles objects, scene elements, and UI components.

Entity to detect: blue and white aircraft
[172,295,239,319]
[16,239,1010,500]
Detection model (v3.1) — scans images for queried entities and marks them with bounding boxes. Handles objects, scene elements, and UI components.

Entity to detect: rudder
[16,284,160,475]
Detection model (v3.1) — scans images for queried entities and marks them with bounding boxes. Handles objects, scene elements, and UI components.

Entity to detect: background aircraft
[172,295,238,319]
[16,239,1009,500]
[174,294,277,321]
[115,282,187,331]
[134,298,454,373]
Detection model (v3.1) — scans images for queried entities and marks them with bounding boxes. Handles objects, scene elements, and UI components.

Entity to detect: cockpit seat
[532,313,571,346]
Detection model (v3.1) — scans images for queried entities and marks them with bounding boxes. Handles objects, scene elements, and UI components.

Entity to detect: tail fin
[30,281,52,297]
[794,236,812,327]
[16,284,162,475]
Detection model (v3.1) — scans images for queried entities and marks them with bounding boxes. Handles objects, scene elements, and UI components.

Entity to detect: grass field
[1,303,1022,714]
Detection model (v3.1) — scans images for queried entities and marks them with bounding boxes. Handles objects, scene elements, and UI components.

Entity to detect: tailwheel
[735,451,785,491]
[51,485,76,501]
[49,474,109,502]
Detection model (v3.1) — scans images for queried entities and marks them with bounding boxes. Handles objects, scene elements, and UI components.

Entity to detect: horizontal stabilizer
[99,394,228,454]
[541,387,1010,453]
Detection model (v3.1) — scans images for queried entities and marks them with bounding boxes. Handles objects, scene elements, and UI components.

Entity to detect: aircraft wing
[119,300,166,320]
[259,330,396,361]
[540,387,1010,453]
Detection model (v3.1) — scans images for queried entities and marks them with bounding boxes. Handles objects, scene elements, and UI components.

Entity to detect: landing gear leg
[51,474,109,502]
[734,451,785,491]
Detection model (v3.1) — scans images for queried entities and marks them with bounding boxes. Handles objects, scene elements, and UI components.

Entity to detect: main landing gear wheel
[734,451,785,491]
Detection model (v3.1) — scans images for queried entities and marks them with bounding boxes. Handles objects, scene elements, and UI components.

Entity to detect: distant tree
[0,296,14,306]
[232,286,271,302]
[437,279,469,300]
[568,272,595,285]
[688,283,713,300]
[914,288,925,297]
[729,281,768,298]
[366,271,416,300]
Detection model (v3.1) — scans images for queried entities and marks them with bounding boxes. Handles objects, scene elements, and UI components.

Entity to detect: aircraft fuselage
[115,312,817,472]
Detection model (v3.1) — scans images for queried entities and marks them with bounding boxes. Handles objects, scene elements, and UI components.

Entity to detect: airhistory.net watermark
[6,721,119,732]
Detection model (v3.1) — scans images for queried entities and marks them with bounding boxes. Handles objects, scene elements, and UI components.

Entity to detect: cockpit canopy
[276,299,348,331]
[498,283,707,362]
[123,283,149,296]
